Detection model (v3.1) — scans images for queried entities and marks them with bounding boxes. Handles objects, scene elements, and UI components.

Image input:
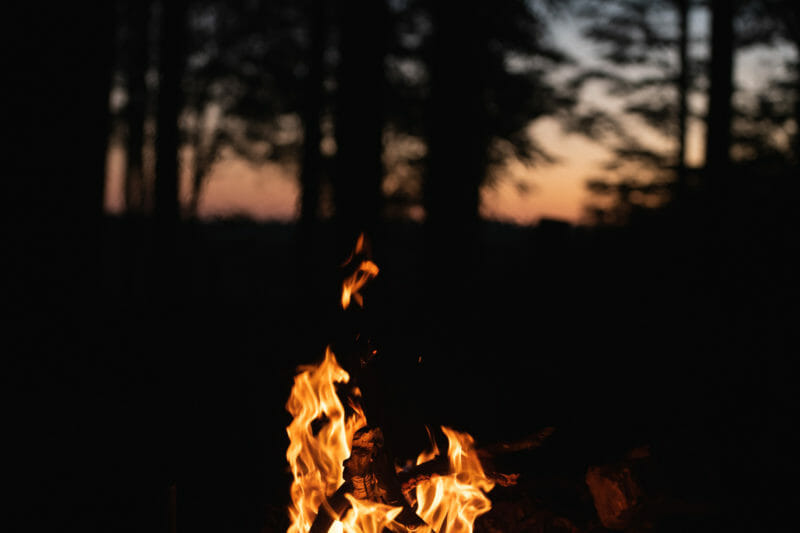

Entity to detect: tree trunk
[297,0,329,313]
[155,0,188,243]
[424,3,489,273]
[125,0,151,214]
[676,0,690,192]
[795,73,800,167]
[151,0,189,515]
[332,0,388,259]
[704,0,734,183]
[420,2,491,428]
[299,0,326,232]
[793,31,800,167]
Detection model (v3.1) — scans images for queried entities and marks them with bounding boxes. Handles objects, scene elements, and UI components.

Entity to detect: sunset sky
[104,6,793,226]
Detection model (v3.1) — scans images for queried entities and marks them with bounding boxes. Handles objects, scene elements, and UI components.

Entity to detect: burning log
[316,425,555,529]
[397,427,555,500]
[310,426,429,532]
[478,426,555,456]
[301,388,554,531]
[307,484,349,533]
[585,447,649,531]
[585,464,642,530]
[308,424,553,532]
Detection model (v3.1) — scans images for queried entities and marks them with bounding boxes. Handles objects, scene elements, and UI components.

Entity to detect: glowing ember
[285,235,494,532]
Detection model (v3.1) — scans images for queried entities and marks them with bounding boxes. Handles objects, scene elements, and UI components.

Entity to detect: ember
[285,235,497,533]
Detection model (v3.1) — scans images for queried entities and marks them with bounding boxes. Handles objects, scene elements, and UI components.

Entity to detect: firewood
[306,423,546,530]
[478,426,555,456]
[310,426,430,532]
[396,427,555,498]
[309,483,352,533]
[397,455,519,501]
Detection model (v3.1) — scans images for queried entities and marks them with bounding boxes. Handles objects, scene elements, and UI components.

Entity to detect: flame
[337,495,403,533]
[413,427,495,533]
[286,348,367,533]
[341,234,379,309]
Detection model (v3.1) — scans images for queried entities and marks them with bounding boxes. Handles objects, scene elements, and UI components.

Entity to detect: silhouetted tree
[155,0,189,241]
[295,0,334,319]
[676,0,691,190]
[423,0,569,266]
[123,0,153,214]
[571,0,698,224]
[423,1,490,295]
[404,2,573,412]
[705,0,735,186]
[732,0,799,165]
[299,0,328,234]
[376,1,571,228]
[331,0,390,257]
[180,0,307,218]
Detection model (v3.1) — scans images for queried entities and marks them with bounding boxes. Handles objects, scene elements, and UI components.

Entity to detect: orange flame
[413,427,495,533]
[337,495,403,533]
[286,348,367,533]
[341,234,379,309]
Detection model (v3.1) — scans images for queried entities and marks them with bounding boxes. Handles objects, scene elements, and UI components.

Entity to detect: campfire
[284,235,508,533]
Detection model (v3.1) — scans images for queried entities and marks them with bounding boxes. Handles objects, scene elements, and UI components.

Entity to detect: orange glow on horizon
[104,116,705,226]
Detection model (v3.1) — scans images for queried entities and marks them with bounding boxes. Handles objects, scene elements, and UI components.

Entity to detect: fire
[337,495,403,533]
[286,234,495,532]
[340,234,379,310]
[413,427,494,533]
[286,348,367,533]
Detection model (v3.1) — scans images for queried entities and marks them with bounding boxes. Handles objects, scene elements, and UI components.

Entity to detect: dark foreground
[6,215,796,533]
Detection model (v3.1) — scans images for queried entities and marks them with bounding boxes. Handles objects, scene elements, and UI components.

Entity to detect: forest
[4,1,797,532]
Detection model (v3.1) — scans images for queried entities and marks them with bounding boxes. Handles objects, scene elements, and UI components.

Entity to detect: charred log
[310,426,429,532]
[308,482,352,533]
[307,422,552,531]
[479,426,555,456]
[397,427,555,500]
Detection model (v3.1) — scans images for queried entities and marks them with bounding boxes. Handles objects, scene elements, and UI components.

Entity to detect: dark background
[3,1,797,532]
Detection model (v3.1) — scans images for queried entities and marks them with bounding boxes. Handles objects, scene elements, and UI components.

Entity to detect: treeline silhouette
[4,1,797,533]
